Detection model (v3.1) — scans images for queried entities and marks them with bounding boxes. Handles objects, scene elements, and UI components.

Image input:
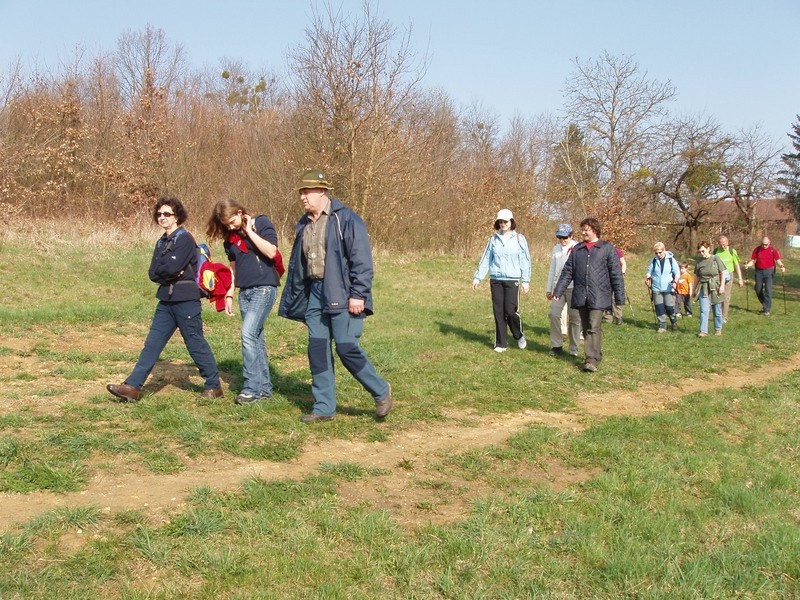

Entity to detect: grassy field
[0,227,798,599]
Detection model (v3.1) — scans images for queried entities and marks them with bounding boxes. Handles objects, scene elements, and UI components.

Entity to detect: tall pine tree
[779,115,800,222]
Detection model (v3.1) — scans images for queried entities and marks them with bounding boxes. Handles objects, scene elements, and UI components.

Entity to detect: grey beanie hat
[556,223,573,237]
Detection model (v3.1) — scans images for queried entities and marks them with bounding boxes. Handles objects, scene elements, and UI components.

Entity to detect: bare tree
[648,116,731,249]
[287,0,428,221]
[719,125,781,238]
[0,57,24,113]
[115,24,187,108]
[563,51,675,191]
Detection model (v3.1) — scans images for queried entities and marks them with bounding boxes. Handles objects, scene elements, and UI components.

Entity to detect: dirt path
[2,353,797,530]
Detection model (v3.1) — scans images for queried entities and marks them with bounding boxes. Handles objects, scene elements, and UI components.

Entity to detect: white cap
[496,209,513,221]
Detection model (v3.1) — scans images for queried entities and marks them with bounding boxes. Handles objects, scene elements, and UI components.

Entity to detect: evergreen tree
[779,115,800,222]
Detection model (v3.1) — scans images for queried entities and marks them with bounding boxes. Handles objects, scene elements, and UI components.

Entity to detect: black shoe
[549,347,563,356]
[300,412,335,423]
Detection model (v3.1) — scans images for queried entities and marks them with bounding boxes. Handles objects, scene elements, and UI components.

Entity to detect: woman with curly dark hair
[107,197,222,403]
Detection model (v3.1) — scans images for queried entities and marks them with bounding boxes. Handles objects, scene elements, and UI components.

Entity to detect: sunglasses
[157,211,175,218]
[557,235,568,240]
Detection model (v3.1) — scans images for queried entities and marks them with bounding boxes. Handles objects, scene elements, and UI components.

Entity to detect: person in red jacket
[744,236,786,316]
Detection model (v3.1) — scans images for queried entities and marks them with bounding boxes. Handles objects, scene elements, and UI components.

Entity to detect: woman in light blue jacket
[645,241,680,333]
[472,209,531,352]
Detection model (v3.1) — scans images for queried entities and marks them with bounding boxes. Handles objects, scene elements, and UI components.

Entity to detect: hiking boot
[657,327,666,334]
[715,330,722,336]
[300,412,335,423]
[764,312,771,317]
[375,385,393,418]
[582,362,597,372]
[698,332,708,338]
[200,387,224,399]
[549,347,563,356]
[107,383,140,403]
[235,392,260,405]
[517,336,527,349]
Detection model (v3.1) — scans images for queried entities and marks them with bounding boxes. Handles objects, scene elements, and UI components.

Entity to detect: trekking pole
[626,291,635,319]
[646,283,657,326]
[744,268,749,312]
[782,270,787,315]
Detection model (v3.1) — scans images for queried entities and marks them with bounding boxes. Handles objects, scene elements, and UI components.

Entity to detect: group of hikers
[105,184,788,421]
[472,210,788,373]
[107,170,392,424]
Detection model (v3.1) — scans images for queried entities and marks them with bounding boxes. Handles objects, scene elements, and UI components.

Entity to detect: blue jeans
[754,268,774,314]
[238,286,277,397]
[698,291,723,334]
[305,281,389,417]
[127,300,220,390]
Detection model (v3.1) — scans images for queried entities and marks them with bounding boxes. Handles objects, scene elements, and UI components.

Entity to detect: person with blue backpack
[645,241,680,333]
[207,199,282,405]
[107,197,223,403]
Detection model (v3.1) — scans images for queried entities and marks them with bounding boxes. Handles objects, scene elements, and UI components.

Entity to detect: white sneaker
[517,336,527,349]
[494,346,507,353]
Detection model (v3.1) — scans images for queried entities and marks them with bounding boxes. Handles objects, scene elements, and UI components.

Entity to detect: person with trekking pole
[743,236,786,317]
[645,242,680,333]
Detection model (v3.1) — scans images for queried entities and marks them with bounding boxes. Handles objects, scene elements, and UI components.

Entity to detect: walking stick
[646,283,657,326]
[782,270,787,315]
[744,268,749,312]
[626,291,635,319]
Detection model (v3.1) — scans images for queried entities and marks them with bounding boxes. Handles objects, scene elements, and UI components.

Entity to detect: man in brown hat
[278,170,392,422]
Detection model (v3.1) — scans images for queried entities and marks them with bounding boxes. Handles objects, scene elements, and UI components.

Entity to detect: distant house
[704,199,797,243]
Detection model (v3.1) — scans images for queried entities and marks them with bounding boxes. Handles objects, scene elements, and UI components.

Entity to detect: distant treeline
[0,6,785,254]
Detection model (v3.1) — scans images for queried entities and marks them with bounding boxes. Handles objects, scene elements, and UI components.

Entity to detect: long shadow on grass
[436,321,552,353]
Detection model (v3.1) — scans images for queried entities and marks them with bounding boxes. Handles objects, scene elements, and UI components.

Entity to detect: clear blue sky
[2,0,798,152]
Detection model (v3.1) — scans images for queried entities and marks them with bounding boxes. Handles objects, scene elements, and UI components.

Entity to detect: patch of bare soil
[1,331,798,531]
